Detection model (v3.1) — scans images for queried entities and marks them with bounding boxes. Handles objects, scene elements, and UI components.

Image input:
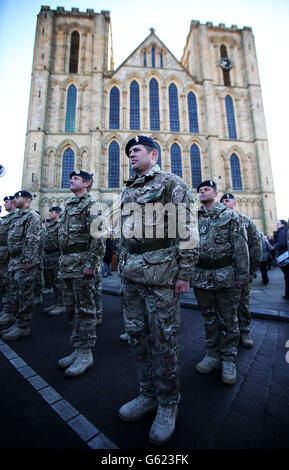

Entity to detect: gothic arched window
[108,141,120,188]
[152,47,155,67]
[169,84,180,132]
[225,95,237,139]
[171,143,182,177]
[65,84,77,132]
[188,92,199,133]
[61,148,74,188]
[190,144,202,188]
[109,87,120,129]
[220,44,231,86]
[130,81,140,130]
[230,153,242,190]
[149,78,160,131]
[69,31,80,73]
[144,52,147,67]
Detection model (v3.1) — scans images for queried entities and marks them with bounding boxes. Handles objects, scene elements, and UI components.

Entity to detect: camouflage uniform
[0,209,19,320]
[44,219,63,307]
[119,163,199,405]
[7,208,42,328]
[34,222,46,304]
[94,271,103,324]
[191,202,249,362]
[58,193,105,350]
[237,213,261,335]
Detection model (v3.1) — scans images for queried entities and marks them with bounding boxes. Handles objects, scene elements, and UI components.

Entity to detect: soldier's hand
[83,267,96,277]
[23,263,35,270]
[175,279,190,295]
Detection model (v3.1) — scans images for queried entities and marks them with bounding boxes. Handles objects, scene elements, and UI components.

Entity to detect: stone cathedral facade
[22,6,277,233]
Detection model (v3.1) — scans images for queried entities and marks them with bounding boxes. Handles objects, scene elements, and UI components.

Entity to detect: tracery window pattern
[225,95,237,139]
[170,143,182,177]
[169,84,180,132]
[108,141,120,188]
[149,79,160,131]
[190,144,202,188]
[188,92,199,133]
[61,148,74,188]
[130,81,140,130]
[65,85,77,132]
[109,87,120,129]
[230,153,242,190]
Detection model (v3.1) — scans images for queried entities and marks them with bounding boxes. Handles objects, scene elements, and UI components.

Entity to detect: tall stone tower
[22,7,277,234]
[182,21,276,233]
[22,6,113,210]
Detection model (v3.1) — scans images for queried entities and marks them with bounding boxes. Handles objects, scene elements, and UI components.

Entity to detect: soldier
[43,207,65,316]
[34,213,46,305]
[1,191,42,341]
[0,196,18,325]
[57,170,105,378]
[191,181,249,386]
[118,135,199,446]
[220,193,261,348]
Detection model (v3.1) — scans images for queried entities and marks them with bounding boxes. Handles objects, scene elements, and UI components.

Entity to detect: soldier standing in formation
[191,181,249,385]
[57,170,105,378]
[0,196,18,325]
[118,135,199,446]
[1,191,42,341]
[43,206,65,316]
[220,193,261,348]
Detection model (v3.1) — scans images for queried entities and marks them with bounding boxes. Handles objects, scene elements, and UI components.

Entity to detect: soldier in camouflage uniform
[34,215,46,305]
[118,136,199,446]
[43,206,65,316]
[1,191,42,341]
[0,196,19,325]
[191,181,249,386]
[220,193,261,348]
[57,170,105,378]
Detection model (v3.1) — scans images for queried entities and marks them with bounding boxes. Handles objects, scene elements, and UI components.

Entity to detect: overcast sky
[0,0,288,228]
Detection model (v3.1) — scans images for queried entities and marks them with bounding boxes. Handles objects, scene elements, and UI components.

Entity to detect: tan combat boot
[65,348,93,377]
[222,361,237,385]
[149,402,179,446]
[196,355,220,374]
[2,325,31,341]
[57,349,78,369]
[119,395,157,422]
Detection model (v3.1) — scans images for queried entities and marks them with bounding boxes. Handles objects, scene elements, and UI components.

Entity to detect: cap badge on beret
[135,136,139,142]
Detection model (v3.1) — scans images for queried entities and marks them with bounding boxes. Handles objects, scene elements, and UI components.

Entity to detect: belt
[125,239,174,255]
[197,256,232,270]
[62,243,88,255]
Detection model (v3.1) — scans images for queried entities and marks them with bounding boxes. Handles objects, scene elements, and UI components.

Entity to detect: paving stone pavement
[0,266,288,452]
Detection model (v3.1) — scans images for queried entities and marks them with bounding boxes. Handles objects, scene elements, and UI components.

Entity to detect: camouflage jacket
[237,211,261,275]
[8,208,42,272]
[58,193,105,279]
[0,209,19,265]
[191,202,249,289]
[44,220,60,268]
[118,164,199,287]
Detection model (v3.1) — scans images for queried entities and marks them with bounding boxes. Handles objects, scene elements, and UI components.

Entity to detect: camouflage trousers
[34,264,44,301]
[9,266,38,328]
[94,272,103,321]
[238,283,251,334]
[121,278,180,406]
[0,263,12,316]
[62,276,97,349]
[194,287,241,362]
[46,266,63,306]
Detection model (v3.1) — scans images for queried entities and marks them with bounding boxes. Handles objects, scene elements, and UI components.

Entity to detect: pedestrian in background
[274,220,289,300]
[259,232,273,285]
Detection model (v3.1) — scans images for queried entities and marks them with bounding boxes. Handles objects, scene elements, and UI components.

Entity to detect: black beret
[4,196,15,201]
[220,193,235,202]
[197,180,217,193]
[49,206,62,213]
[70,170,94,183]
[14,190,32,200]
[125,135,159,156]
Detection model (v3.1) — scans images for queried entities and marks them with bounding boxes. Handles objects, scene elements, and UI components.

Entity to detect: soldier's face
[70,175,88,193]
[4,200,13,211]
[14,196,27,209]
[128,145,156,175]
[221,198,235,209]
[198,186,218,203]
